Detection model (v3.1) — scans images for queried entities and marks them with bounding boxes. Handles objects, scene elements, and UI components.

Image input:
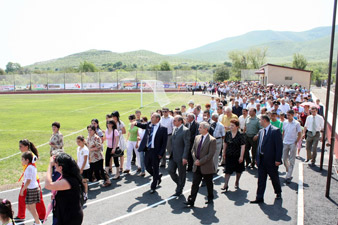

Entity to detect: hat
[188,100,194,105]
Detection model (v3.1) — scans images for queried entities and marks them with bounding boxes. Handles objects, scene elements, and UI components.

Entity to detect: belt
[168,134,172,136]
[216,137,222,139]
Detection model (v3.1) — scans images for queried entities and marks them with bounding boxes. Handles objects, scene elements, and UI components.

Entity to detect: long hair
[0,199,14,224]
[19,139,39,158]
[91,119,101,130]
[111,111,120,124]
[55,153,84,190]
[76,135,88,147]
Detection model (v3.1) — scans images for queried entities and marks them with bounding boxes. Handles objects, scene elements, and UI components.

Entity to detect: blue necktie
[148,125,154,148]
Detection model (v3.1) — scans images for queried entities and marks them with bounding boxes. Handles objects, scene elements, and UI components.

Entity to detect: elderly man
[186,113,199,171]
[221,106,238,131]
[232,100,243,118]
[211,113,225,172]
[160,107,174,168]
[169,115,190,196]
[279,99,290,114]
[243,108,261,168]
[184,122,216,207]
[193,107,203,123]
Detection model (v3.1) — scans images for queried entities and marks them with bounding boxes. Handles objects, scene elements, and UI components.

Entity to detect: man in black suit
[316,99,324,117]
[250,115,283,204]
[133,113,168,193]
[185,113,199,171]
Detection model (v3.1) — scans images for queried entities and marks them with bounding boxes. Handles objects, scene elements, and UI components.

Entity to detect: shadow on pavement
[258,199,291,222]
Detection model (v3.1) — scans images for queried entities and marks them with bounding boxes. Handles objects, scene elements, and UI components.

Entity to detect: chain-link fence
[0,70,214,92]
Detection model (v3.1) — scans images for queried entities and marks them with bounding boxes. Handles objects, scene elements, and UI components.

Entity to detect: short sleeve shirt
[77,146,90,170]
[24,165,38,189]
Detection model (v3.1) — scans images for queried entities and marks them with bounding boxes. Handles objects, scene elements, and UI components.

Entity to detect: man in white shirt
[193,107,203,123]
[303,106,324,165]
[187,100,195,114]
[282,110,302,183]
[235,93,243,105]
[246,97,257,110]
[279,99,290,114]
[238,108,248,131]
[160,107,174,167]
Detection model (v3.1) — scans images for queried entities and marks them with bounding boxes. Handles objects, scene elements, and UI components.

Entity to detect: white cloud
[0,0,333,68]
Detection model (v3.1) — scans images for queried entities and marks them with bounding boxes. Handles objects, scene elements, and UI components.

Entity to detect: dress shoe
[157,174,163,187]
[123,170,130,174]
[150,189,156,194]
[305,159,310,162]
[205,199,214,204]
[250,199,264,204]
[184,201,194,207]
[276,193,282,200]
[172,192,182,197]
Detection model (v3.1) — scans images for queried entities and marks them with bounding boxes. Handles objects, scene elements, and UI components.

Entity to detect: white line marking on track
[99,175,222,225]
[297,162,304,225]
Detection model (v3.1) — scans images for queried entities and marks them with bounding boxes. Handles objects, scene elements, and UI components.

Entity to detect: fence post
[81,73,83,90]
[64,73,66,90]
[47,74,49,91]
[30,73,32,91]
[136,70,138,89]
[116,71,119,90]
[13,74,16,92]
[99,72,101,90]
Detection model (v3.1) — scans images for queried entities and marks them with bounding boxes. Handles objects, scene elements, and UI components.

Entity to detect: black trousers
[144,150,160,190]
[256,155,282,200]
[90,159,109,182]
[105,147,120,167]
[188,167,214,203]
[187,148,194,170]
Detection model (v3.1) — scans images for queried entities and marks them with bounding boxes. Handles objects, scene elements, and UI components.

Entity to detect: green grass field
[0,92,210,188]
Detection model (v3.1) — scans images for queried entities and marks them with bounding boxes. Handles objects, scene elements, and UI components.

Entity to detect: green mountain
[27,49,203,71]
[173,26,338,63]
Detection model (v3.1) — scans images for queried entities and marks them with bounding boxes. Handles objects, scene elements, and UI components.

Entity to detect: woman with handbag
[112,111,127,173]
[87,125,111,187]
[105,120,122,180]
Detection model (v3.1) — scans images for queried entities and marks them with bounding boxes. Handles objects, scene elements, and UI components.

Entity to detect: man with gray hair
[169,115,191,196]
[211,113,225,172]
[221,106,238,131]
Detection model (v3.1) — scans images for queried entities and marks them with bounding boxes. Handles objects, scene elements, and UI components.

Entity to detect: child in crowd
[20,152,41,225]
[77,135,90,201]
[0,199,15,225]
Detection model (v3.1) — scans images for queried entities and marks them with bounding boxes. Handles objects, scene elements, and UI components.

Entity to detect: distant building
[255,64,312,89]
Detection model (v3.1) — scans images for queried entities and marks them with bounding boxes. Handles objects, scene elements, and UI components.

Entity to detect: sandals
[102,181,111,187]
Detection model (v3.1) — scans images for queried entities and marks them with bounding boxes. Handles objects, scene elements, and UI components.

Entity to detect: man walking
[168,115,190,196]
[243,108,260,168]
[184,122,216,207]
[211,113,225,172]
[185,113,199,171]
[133,113,168,193]
[160,107,174,168]
[250,115,283,204]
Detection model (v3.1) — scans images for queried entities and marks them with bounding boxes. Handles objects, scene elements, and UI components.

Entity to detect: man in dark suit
[316,99,324,117]
[184,122,216,207]
[168,115,190,196]
[185,113,199,171]
[133,113,168,193]
[250,115,283,204]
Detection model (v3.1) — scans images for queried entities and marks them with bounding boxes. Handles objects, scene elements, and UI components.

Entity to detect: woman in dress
[45,153,83,225]
[87,125,111,187]
[112,111,126,173]
[49,122,64,156]
[222,119,245,191]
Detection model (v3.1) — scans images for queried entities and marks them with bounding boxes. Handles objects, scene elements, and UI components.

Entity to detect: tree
[292,53,307,70]
[79,61,98,72]
[215,66,230,81]
[159,61,172,71]
[5,62,22,73]
[228,50,248,78]
[247,47,267,69]
[0,68,5,75]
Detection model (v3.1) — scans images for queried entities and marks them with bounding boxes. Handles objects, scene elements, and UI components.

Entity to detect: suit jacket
[191,134,216,174]
[256,125,283,167]
[318,105,324,117]
[136,122,168,157]
[170,125,191,163]
[186,121,199,151]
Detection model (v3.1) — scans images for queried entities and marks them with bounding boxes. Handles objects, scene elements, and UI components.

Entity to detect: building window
[285,76,293,80]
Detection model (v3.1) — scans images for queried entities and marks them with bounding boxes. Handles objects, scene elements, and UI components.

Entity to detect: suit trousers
[245,135,258,166]
[188,167,214,203]
[161,135,172,166]
[187,147,194,170]
[306,132,320,163]
[256,155,282,200]
[283,143,297,179]
[168,159,187,194]
[145,150,160,190]
[214,138,223,171]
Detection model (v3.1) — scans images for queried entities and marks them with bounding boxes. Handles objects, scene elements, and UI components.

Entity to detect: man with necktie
[132,113,168,193]
[250,115,283,204]
[185,113,199,171]
[168,115,190,196]
[184,122,216,207]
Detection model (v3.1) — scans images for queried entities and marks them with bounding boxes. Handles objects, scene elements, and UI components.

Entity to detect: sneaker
[14,217,25,222]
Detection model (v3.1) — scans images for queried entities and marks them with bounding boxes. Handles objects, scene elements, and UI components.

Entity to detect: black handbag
[111,129,124,157]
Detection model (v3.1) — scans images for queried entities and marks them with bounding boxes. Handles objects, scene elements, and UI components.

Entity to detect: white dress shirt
[246,103,257,110]
[160,116,174,135]
[279,103,290,114]
[238,115,248,130]
[283,119,302,144]
[149,122,159,148]
[304,115,324,132]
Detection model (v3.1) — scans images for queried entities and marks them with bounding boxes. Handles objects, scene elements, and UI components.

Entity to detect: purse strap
[112,128,115,149]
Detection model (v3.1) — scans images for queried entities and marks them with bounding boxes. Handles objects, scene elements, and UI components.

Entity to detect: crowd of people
[0,81,326,224]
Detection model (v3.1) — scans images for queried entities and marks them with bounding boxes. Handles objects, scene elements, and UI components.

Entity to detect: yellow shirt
[221,113,238,128]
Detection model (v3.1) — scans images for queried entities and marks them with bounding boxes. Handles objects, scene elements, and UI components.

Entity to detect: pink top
[105,129,119,148]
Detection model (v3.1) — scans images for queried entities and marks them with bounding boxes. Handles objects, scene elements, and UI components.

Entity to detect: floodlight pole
[320,0,337,171]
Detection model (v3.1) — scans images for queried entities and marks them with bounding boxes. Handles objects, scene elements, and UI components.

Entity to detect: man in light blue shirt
[211,113,225,171]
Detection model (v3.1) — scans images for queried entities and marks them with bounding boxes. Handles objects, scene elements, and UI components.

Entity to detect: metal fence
[0,70,214,92]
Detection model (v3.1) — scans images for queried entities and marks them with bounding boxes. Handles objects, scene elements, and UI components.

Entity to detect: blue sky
[0,0,333,68]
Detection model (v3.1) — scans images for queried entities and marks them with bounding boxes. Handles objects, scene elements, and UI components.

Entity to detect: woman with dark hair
[137,117,148,177]
[91,119,104,142]
[49,122,64,155]
[0,199,15,225]
[87,125,111,187]
[124,114,140,174]
[104,120,121,179]
[156,109,163,117]
[222,119,245,191]
[15,140,46,222]
[45,153,84,225]
[112,111,126,173]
